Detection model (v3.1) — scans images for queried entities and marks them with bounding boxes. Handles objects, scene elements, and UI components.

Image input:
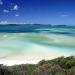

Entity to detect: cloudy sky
[0,0,75,25]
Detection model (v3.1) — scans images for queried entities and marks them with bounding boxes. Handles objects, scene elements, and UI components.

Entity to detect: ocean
[0,24,75,65]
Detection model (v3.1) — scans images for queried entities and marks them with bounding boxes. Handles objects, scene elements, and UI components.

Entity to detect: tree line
[0,56,75,75]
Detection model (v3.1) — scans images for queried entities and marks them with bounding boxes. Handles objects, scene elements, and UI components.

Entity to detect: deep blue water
[0,25,75,35]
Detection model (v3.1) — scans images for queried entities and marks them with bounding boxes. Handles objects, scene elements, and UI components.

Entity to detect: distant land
[0,24,75,27]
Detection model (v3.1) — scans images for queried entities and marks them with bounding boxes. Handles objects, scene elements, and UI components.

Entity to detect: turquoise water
[0,25,75,65]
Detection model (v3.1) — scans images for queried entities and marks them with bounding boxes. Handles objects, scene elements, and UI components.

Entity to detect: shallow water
[0,26,75,65]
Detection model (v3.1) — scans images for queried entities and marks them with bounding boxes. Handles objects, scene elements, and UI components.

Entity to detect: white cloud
[0,0,3,5]
[0,21,8,24]
[15,14,19,17]
[13,5,19,10]
[61,14,69,17]
[3,9,9,13]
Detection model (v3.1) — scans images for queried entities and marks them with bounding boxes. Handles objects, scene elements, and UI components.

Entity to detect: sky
[0,0,75,25]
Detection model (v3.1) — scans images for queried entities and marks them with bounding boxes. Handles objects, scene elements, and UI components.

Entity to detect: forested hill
[0,56,75,75]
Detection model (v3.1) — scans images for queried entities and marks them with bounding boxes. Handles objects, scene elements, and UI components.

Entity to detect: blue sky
[0,0,75,25]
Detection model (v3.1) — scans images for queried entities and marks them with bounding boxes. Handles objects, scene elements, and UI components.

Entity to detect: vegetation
[0,56,75,75]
